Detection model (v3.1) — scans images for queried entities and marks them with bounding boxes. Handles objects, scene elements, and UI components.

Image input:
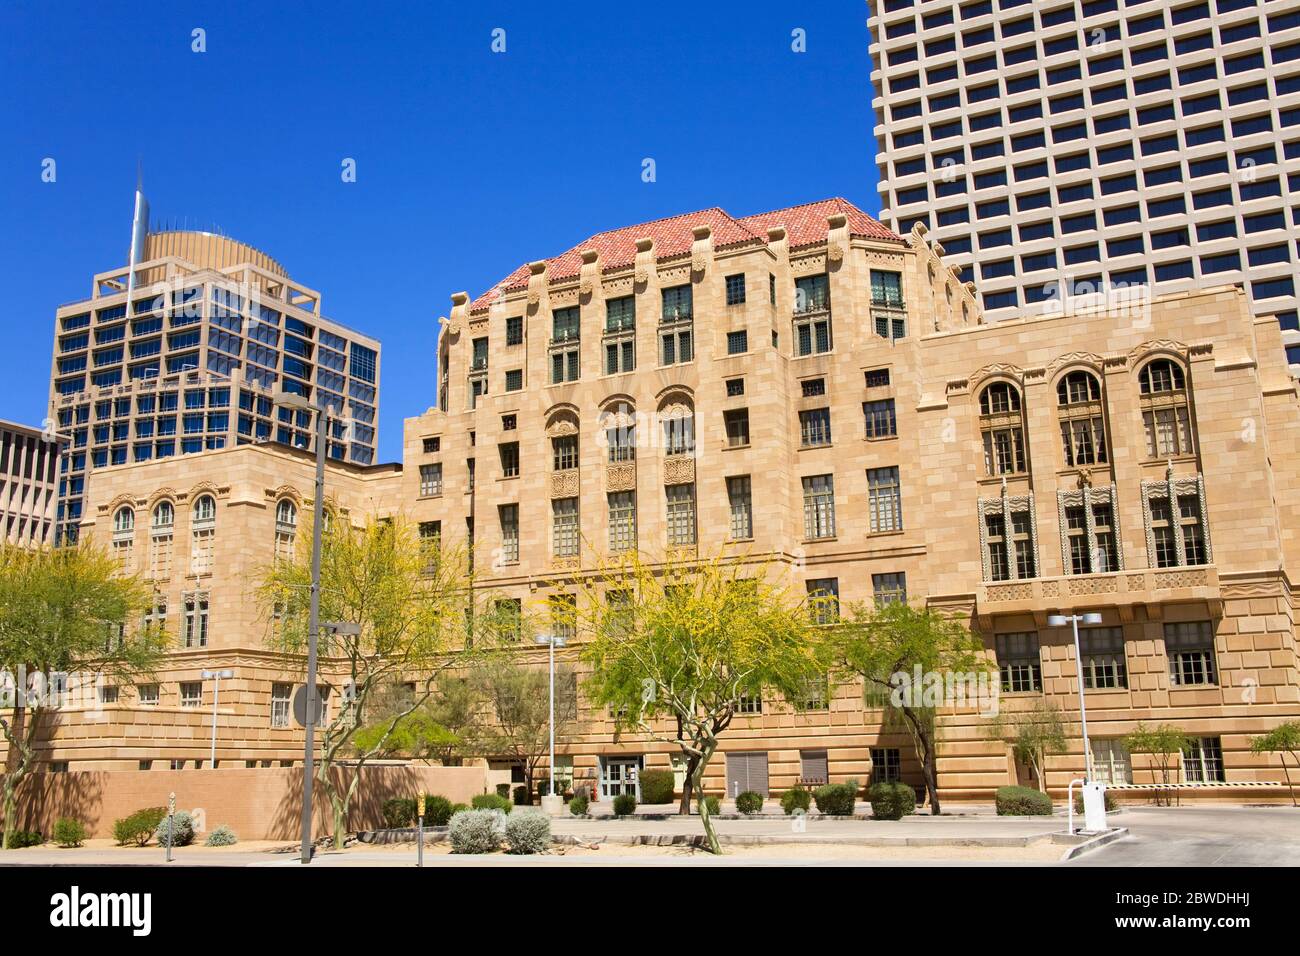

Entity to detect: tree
[828,601,990,815]
[258,515,479,848]
[472,654,578,797]
[991,698,1071,793]
[348,673,482,765]
[1125,722,1191,806]
[1251,721,1300,807]
[573,548,821,854]
[0,544,168,849]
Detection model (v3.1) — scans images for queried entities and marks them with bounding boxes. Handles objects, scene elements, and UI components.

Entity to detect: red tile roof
[468,197,899,312]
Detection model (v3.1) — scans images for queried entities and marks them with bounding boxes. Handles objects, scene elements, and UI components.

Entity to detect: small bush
[813,780,858,816]
[381,797,416,829]
[472,793,513,814]
[996,786,1053,816]
[450,803,470,815]
[1073,790,1120,814]
[495,783,511,799]
[780,788,812,815]
[536,779,570,799]
[699,795,721,816]
[205,825,238,847]
[735,791,764,814]
[114,807,167,847]
[612,793,637,816]
[4,829,44,848]
[449,809,505,854]
[52,817,86,848]
[513,785,531,806]
[568,794,589,816]
[504,811,552,854]
[868,782,916,821]
[638,768,675,804]
[156,810,195,848]
[424,795,454,827]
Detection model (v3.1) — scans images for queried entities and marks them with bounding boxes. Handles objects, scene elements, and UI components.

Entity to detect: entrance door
[725,751,769,797]
[601,756,643,799]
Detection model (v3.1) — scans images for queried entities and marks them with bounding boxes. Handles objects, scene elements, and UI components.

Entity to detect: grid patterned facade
[0,419,61,548]
[868,0,1300,370]
[48,230,381,541]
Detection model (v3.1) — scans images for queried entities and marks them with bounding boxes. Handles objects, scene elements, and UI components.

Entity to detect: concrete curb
[559,832,1047,848]
[1055,827,1129,861]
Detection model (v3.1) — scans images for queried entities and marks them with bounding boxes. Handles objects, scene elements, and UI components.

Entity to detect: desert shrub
[780,788,812,815]
[52,817,86,848]
[1073,790,1120,814]
[205,825,238,847]
[612,793,637,816]
[504,811,552,854]
[4,829,44,848]
[700,795,720,816]
[495,783,510,799]
[449,809,505,854]
[381,797,416,828]
[472,793,513,814]
[424,796,453,826]
[513,785,531,806]
[735,791,764,814]
[813,780,858,816]
[156,810,195,848]
[114,807,167,847]
[568,794,589,816]
[996,786,1053,816]
[868,782,916,821]
[638,769,675,804]
[450,803,470,815]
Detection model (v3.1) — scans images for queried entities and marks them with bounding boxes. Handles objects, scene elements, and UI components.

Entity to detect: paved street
[1071,805,1300,867]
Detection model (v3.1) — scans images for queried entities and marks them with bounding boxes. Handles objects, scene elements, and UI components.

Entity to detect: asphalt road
[1071,805,1300,866]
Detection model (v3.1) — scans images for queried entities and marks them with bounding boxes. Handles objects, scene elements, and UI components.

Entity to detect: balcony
[975,565,1221,619]
[659,308,693,325]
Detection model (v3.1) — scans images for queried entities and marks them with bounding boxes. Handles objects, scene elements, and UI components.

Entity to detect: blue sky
[0,0,881,461]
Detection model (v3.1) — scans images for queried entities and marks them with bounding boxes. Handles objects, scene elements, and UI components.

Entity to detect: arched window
[1138,358,1195,458]
[113,507,135,536]
[275,499,297,561]
[152,501,174,531]
[191,494,216,575]
[978,382,1026,477]
[1057,370,1108,467]
[149,501,175,579]
[275,499,297,528]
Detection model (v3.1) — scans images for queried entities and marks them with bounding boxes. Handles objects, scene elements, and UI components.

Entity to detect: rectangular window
[800,408,832,447]
[665,484,697,546]
[271,683,292,728]
[422,437,440,454]
[724,408,750,447]
[499,504,519,563]
[870,270,904,307]
[608,491,637,552]
[865,368,891,388]
[726,330,748,355]
[661,284,693,321]
[726,378,745,397]
[863,399,897,439]
[505,316,523,346]
[505,369,523,391]
[1165,621,1217,686]
[605,296,635,331]
[137,683,160,706]
[870,748,902,784]
[806,578,840,625]
[800,378,825,398]
[1182,737,1225,783]
[183,593,209,648]
[419,463,443,497]
[996,632,1042,692]
[867,467,902,533]
[499,442,520,478]
[727,476,753,540]
[552,435,578,471]
[1092,739,1133,785]
[725,274,746,305]
[802,474,836,540]
[180,681,202,708]
[872,572,907,606]
[1080,627,1128,689]
[663,417,694,456]
[552,498,579,558]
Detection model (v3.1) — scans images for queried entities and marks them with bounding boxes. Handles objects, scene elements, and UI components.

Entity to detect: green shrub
[495,783,510,799]
[638,768,675,804]
[699,795,721,816]
[4,829,44,848]
[114,807,167,847]
[612,793,637,816]
[813,780,858,816]
[449,809,505,854]
[512,785,531,806]
[996,786,1053,816]
[867,782,916,821]
[52,817,86,848]
[504,811,552,854]
[205,825,238,847]
[450,803,470,815]
[424,795,454,826]
[156,810,195,848]
[735,791,764,814]
[536,779,570,798]
[472,793,513,814]
[568,794,589,816]
[1073,790,1120,814]
[381,797,416,828]
[780,788,812,815]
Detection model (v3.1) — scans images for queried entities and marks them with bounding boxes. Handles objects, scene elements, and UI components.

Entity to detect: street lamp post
[535,633,566,811]
[199,668,234,768]
[1047,611,1103,781]
[276,389,334,864]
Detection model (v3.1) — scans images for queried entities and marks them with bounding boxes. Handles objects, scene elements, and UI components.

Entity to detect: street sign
[292,685,324,727]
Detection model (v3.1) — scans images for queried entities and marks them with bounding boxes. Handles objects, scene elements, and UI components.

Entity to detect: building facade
[49,229,381,542]
[868,0,1300,372]
[20,197,1300,804]
[0,419,61,549]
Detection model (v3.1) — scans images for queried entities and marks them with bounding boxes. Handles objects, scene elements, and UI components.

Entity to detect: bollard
[165,792,176,863]
[416,791,426,868]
